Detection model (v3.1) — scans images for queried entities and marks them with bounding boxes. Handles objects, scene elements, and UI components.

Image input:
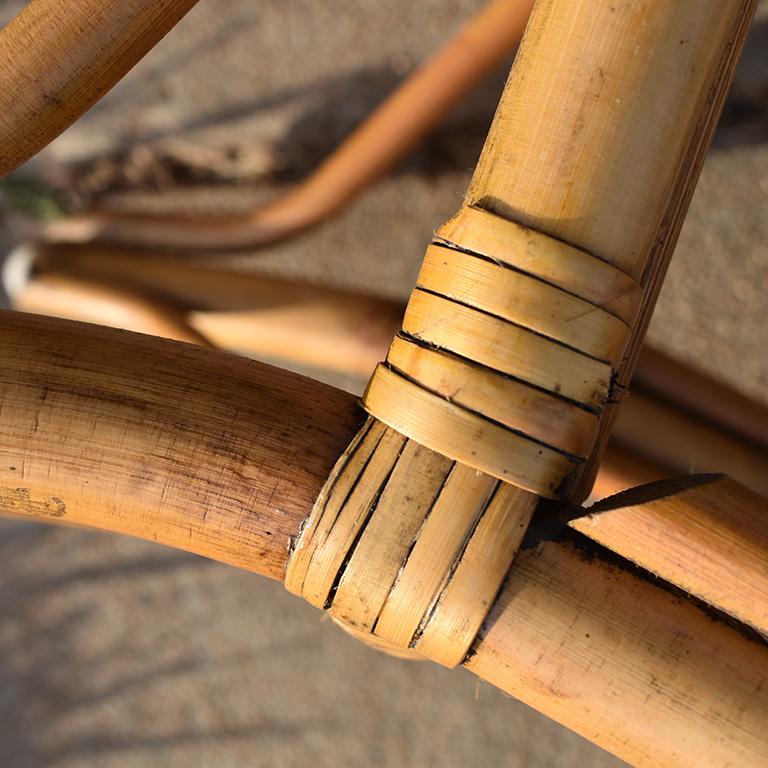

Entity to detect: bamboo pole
[45,0,533,250]
[459,0,758,500]
[570,474,768,637]
[0,0,765,763]
[467,535,768,768]
[11,272,211,347]
[634,346,768,449]
[2,311,767,765]
[0,310,363,580]
[4,241,402,376]
[0,0,199,177]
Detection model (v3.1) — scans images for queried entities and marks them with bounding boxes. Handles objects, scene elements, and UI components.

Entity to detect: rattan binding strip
[363,205,640,497]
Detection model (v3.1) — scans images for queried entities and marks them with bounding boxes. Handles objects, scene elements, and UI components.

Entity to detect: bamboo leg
[462,0,757,500]
[11,272,212,347]
[4,242,402,377]
[0,0,199,176]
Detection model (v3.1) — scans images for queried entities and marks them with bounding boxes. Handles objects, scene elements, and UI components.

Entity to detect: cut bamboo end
[571,474,768,637]
[285,418,536,667]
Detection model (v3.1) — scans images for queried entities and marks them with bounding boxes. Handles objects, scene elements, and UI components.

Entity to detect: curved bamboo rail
[468,534,768,768]
[0,311,363,580]
[2,311,766,767]
[44,0,533,250]
[0,0,199,177]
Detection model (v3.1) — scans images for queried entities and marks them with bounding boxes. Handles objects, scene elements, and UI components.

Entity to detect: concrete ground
[0,1,766,766]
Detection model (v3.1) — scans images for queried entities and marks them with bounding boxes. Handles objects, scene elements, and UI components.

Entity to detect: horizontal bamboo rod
[466,534,768,768]
[0,0,199,177]
[12,272,211,347]
[571,474,768,636]
[634,346,768,449]
[6,244,401,376]
[0,311,363,579]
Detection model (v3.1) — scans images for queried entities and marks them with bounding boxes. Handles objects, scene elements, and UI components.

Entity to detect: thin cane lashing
[285,418,537,667]
[364,207,639,497]
[286,0,757,675]
[287,209,637,668]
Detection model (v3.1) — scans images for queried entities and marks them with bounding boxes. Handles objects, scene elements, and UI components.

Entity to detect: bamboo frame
[0,310,363,580]
[2,311,767,767]
[0,0,765,765]
[5,242,401,377]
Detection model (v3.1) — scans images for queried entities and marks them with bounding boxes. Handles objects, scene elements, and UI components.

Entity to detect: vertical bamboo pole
[454,3,765,763]
[465,0,756,498]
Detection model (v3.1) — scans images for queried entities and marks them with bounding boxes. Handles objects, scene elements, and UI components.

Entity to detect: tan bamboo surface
[6,242,401,377]
[0,1,765,762]
[16,260,767,500]
[11,272,211,347]
[461,0,757,502]
[15,241,768,498]
[0,0,199,177]
[45,0,533,251]
[287,0,763,759]
[571,474,768,637]
[0,310,364,581]
[608,389,768,496]
[466,532,768,768]
[285,417,539,667]
[1,311,767,765]
[357,0,755,501]
[13,255,768,499]
[590,443,668,501]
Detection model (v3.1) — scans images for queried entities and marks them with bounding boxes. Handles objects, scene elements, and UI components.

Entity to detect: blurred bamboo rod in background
[44,0,534,250]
